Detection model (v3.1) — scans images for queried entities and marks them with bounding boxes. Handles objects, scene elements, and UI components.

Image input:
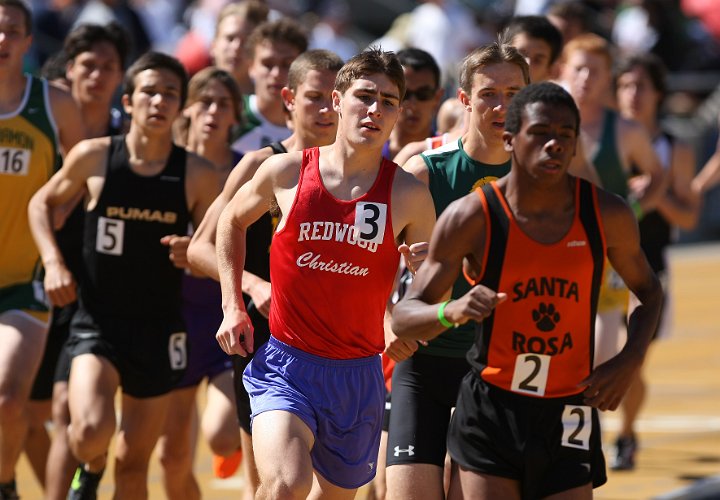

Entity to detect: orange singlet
[466,179,606,398]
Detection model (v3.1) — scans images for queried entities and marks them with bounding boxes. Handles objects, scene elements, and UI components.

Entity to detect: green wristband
[437,300,458,329]
[630,198,644,220]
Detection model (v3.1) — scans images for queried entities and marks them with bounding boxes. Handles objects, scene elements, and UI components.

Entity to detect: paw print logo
[532,302,560,332]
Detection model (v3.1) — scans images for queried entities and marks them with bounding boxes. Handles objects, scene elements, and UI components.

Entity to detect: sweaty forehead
[472,63,526,91]
[134,68,181,89]
[523,101,576,127]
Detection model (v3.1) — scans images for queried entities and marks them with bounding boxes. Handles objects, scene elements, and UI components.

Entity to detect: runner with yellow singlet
[0,1,85,497]
[558,33,665,369]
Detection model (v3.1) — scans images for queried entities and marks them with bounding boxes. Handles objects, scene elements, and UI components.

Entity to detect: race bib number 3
[96,217,125,256]
[561,405,592,450]
[0,147,30,176]
[354,202,387,245]
[511,353,550,396]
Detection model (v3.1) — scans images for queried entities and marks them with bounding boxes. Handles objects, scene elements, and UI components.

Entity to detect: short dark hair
[40,50,68,82]
[334,47,406,101]
[123,51,188,106]
[615,52,667,97]
[0,0,31,35]
[64,23,129,69]
[502,16,564,64]
[548,1,592,34]
[287,49,344,91]
[505,82,580,134]
[396,48,441,89]
[215,0,269,39]
[245,18,308,59]
[459,40,530,95]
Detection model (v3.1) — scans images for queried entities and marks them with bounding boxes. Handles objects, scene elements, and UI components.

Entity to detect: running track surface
[15,242,720,500]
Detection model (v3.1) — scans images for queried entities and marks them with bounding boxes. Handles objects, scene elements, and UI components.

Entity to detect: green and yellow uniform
[0,76,59,322]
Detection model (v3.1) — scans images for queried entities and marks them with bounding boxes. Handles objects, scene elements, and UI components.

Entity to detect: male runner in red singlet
[214,48,436,499]
[188,49,344,498]
[392,82,663,500]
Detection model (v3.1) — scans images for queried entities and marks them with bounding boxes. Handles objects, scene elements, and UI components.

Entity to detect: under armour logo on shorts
[394,445,415,457]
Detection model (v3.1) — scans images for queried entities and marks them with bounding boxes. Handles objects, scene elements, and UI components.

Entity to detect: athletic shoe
[67,466,103,500]
[213,448,243,479]
[0,480,19,500]
[610,435,637,471]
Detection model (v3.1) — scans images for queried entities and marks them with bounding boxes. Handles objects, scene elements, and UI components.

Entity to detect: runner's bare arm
[580,191,663,411]
[568,139,601,185]
[655,141,699,230]
[188,148,273,283]
[215,153,297,356]
[162,154,220,271]
[622,118,666,213]
[28,138,109,306]
[392,192,506,341]
[49,84,87,156]
[401,153,430,187]
[692,149,720,194]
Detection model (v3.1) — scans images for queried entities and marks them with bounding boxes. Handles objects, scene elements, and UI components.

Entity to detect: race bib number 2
[511,353,550,396]
[0,147,30,176]
[354,202,387,245]
[561,405,592,450]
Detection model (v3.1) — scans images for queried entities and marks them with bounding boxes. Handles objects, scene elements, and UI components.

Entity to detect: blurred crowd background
[22,0,720,242]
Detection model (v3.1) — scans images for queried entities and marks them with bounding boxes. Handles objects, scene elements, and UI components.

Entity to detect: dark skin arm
[580,190,663,411]
[391,192,507,341]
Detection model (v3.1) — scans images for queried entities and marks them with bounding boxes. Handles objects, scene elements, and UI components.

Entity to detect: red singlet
[268,147,400,359]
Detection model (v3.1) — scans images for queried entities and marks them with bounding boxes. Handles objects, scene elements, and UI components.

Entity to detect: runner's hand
[43,261,76,307]
[444,286,507,326]
[579,350,641,411]
[161,234,191,269]
[216,309,254,357]
[399,241,429,274]
[384,326,426,361]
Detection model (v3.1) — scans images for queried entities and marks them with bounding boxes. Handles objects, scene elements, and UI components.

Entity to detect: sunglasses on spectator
[403,86,437,102]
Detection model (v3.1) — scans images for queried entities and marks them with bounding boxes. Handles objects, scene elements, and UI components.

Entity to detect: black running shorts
[448,372,607,499]
[386,352,470,467]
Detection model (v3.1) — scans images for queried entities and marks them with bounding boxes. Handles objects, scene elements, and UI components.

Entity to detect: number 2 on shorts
[561,405,591,450]
[511,353,550,396]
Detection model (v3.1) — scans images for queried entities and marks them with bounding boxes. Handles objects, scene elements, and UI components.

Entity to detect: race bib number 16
[354,202,387,245]
[0,147,30,176]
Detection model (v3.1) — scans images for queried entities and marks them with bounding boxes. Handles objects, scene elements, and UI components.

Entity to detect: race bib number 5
[354,202,387,245]
[0,147,30,176]
[511,353,550,396]
[96,217,125,256]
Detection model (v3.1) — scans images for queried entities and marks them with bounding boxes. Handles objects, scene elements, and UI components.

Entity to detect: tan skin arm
[187,147,277,318]
[401,153,430,187]
[568,138,601,185]
[655,141,699,230]
[394,140,427,167]
[188,147,273,279]
[161,153,222,271]
[215,152,300,356]
[692,148,720,195]
[48,84,87,156]
[580,190,663,411]
[28,138,109,306]
[391,192,506,342]
[619,118,667,212]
